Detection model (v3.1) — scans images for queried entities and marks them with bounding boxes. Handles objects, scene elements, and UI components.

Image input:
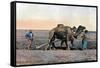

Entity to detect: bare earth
[16,49,96,65]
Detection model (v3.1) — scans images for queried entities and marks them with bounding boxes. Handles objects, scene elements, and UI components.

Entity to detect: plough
[36,39,61,49]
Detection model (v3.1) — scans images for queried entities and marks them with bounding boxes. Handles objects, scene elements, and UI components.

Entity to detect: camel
[47,24,86,50]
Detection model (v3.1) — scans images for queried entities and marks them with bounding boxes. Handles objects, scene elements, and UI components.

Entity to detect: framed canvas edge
[10,1,98,67]
[10,1,16,67]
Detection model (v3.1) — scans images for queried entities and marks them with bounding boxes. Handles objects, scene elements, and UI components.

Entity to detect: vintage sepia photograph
[15,2,97,66]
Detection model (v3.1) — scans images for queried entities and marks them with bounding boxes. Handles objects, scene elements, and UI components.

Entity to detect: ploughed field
[16,30,97,65]
[16,30,96,49]
[16,49,97,65]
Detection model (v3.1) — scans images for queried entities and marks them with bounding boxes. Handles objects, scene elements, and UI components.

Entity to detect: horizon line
[16,29,96,32]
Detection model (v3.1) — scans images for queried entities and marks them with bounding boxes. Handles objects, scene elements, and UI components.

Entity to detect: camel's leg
[71,39,74,47]
[47,36,56,50]
[64,40,70,50]
[61,40,64,47]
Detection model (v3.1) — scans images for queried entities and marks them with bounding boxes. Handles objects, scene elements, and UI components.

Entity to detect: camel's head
[74,25,86,38]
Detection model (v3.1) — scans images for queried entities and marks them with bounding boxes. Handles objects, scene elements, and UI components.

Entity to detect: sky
[16,3,96,31]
